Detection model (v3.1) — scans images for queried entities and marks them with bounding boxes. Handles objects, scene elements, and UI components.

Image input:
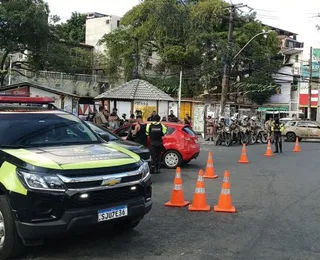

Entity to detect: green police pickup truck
[0,96,152,259]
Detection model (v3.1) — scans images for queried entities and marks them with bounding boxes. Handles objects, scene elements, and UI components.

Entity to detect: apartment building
[263,24,304,116]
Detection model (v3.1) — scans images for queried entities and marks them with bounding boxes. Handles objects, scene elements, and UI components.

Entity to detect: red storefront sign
[299,89,318,107]
[0,86,30,97]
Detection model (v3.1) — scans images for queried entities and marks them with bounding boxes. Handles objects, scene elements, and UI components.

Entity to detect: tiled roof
[95,79,174,101]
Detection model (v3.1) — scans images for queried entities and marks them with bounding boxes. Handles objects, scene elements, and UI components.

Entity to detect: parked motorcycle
[223,126,232,147]
[215,126,232,147]
[239,126,250,145]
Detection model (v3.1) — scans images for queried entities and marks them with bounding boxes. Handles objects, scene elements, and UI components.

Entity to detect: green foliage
[54,12,87,43]
[101,0,282,103]
[0,0,50,85]
[29,11,94,75]
[235,71,279,105]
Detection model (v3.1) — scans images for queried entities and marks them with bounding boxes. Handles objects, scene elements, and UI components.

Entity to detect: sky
[46,0,320,59]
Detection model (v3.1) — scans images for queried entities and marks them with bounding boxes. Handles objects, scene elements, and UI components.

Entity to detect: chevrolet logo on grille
[101,178,121,186]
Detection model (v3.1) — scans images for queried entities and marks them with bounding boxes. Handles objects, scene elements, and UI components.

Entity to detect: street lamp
[8,54,14,86]
[220,29,273,116]
[233,30,273,60]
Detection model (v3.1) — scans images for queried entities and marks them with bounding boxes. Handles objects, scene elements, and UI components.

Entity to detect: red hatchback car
[114,122,200,169]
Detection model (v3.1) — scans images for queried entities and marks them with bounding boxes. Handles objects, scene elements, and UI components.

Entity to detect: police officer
[271,117,284,153]
[146,114,167,173]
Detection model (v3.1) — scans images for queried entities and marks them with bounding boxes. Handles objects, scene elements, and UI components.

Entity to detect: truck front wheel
[0,195,24,260]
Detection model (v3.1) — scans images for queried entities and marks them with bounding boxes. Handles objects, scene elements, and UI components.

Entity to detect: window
[117,20,120,27]
[295,55,299,62]
[297,122,307,128]
[166,127,175,135]
[288,122,296,127]
[182,126,196,136]
[86,122,118,141]
[116,127,130,137]
[0,113,99,147]
[307,122,319,128]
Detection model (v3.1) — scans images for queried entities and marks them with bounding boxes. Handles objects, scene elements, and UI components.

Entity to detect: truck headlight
[139,162,150,181]
[17,170,66,192]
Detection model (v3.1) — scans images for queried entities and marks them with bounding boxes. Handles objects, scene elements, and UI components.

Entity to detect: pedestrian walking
[146,114,167,173]
[271,117,284,153]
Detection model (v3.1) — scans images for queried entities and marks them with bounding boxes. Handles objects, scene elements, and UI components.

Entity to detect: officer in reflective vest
[271,117,284,153]
[146,114,167,173]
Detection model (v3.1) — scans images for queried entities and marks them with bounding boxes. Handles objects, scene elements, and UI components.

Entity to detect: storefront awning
[257,107,288,112]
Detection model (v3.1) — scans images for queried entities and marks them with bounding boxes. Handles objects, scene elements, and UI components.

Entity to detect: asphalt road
[22,141,320,260]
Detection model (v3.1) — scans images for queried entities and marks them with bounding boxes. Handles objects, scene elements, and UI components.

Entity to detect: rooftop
[95,79,175,101]
[262,23,298,37]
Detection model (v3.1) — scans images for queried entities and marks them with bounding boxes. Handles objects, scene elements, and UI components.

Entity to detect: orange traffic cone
[264,139,274,157]
[165,167,190,207]
[222,170,230,183]
[204,152,218,179]
[293,137,301,152]
[238,144,249,164]
[188,170,210,212]
[214,180,236,213]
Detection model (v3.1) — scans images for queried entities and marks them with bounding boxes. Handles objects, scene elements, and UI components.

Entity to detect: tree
[28,11,94,75]
[101,0,282,103]
[55,12,87,43]
[0,0,50,86]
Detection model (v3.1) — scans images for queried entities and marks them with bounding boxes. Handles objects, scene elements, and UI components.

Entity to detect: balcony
[281,37,304,55]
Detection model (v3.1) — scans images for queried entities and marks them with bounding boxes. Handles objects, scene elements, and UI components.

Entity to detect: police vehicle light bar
[0,96,55,104]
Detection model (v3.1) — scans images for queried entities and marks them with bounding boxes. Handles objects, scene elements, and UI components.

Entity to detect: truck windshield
[0,113,100,148]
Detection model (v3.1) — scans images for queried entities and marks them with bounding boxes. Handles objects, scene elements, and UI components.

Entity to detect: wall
[158,101,168,119]
[168,102,178,118]
[85,15,121,53]
[63,96,73,113]
[179,102,192,119]
[134,100,157,121]
[30,87,61,108]
[193,104,205,134]
[117,101,132,118]
[269,66,292,105]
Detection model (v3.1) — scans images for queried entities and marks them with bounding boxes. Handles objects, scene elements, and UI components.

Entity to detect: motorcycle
[239,126,250,145]
[223,126,232,147]
[257,129,268,144]
[215,126,232,147]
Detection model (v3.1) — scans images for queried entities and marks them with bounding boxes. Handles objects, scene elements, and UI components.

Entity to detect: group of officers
[205,113,285,153]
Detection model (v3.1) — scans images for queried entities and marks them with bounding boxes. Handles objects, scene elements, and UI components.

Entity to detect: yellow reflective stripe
[162,124,167,135]
[146,123,151,135]
[3,149,61,169]
[103,143,140,161]
[0,162,27,195]
[60,158,138,170]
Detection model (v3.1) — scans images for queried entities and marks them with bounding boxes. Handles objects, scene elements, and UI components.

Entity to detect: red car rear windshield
[182,126,197,136]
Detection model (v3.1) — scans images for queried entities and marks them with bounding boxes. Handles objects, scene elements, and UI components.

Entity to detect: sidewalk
[197,134,215,145]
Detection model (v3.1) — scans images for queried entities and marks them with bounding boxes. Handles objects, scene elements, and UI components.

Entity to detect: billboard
[301,48,320,78]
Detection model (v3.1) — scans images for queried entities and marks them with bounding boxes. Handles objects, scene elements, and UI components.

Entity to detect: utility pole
[178,68,183,119]
[220,3,247,117]
[133,37,139,79]
[8,54,13,86]
[308,46,313,120]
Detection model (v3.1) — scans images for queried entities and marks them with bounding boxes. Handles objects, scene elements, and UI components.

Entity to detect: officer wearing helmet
[219,116,226,127]
[241,115,250,127]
